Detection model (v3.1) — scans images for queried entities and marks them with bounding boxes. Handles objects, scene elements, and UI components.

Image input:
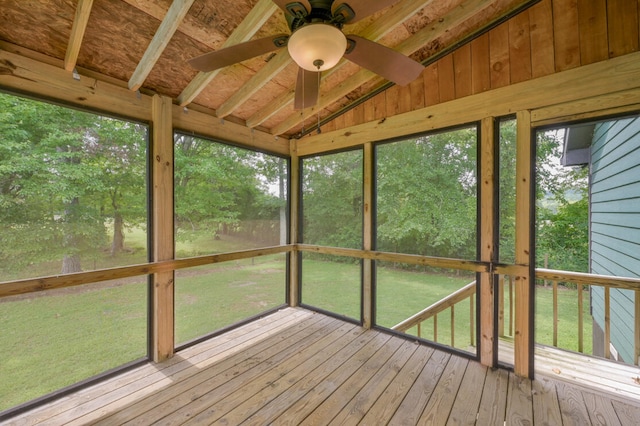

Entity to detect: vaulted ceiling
[0,0,538,138]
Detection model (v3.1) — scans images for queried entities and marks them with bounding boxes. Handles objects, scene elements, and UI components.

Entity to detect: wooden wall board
[453,44,473,98]
[552,0,581,71]
[578,0,609,65]
[424,63,440,106]
[471,33,491,94]
[528,0,555,78]
[489,22,511,89]
[296,51,640,156]
[438,53,456,102]
[508,11,532,84]
[607,0,640,58]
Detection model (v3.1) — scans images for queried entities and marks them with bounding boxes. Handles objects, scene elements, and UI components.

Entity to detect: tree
[376,127,477,259]
[0,93,147,277]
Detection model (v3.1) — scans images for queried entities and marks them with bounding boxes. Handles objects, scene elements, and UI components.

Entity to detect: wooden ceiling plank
[217,50,292,118]
[128,0,196,91]
[177,0,279,106]
[64,0,94,72]
[245,0,434,128]
[272,0,538,136]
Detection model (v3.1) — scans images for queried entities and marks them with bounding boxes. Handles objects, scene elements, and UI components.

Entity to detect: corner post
[363,142,374,328]
[289,139,300,306]
[479,117,496,367]
[151,94,175,362]
[514,110,534,378]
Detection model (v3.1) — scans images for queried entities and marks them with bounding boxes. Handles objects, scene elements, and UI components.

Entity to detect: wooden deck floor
[5,307,640,425]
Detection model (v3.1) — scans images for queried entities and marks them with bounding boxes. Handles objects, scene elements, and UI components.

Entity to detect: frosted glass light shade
[287,24,347,72]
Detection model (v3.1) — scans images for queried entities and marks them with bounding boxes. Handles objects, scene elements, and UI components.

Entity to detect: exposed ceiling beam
[216,49,292,118]
[271,0,534,136]
[177,0,279,106]
[64,0,94,72]
[245,0,433,129]
[128,0,196,91]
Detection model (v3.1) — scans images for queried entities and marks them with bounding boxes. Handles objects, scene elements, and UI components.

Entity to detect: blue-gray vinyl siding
[590,117,640,364]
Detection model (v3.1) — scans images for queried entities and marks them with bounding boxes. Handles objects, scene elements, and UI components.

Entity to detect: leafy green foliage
[376,127,477,259]
[0,94,147,277]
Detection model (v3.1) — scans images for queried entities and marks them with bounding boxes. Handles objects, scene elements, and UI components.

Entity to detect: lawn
[0,252,592,412]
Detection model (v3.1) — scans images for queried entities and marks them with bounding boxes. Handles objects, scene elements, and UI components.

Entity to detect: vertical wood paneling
[471,33,491,94]
[424,63,440,106]
[553,0,581,71]
[578,0,609,65]
[385,85,401,116]
[397,84,412,114]
[363,97,376,123]
[529,0,555,78]
[438,53,456,102]
[453,44,472,98]
[352,103,365,126]
[508,11,532,83]
[607,0,640,58]
[410,76,425,111]
[374,93,387,120]
[489,22,510,89]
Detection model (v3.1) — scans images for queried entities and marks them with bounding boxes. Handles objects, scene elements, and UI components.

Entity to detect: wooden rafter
[177,0,279,106]
[271,0,537,136]
[128,0,196,91]
[64,0,94,72]
[245,0,434,128]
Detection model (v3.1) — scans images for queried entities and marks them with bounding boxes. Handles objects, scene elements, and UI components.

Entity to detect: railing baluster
[434,314,438,342]
[417,322,421,339]
[451,305,455,347]
[578,283,584,353]
[498,275,505,337]
[470,293,475,347]
[553,280,558,347]
[635,290,640,365]
[509,275,513,337]
[605,286,611,359]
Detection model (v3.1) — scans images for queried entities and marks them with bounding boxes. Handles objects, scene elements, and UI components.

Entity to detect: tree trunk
[61,197,82,274]
[61,254,82,274]
[111,210,124,256]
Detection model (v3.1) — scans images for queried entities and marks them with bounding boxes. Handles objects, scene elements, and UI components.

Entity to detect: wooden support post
[151,95,175,363]
[362,142,373,328]
[479,117,496,367]
[514,109,533,378]
[289,140,300,306]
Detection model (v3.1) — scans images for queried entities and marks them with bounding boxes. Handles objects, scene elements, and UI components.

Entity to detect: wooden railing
[390,269,640,366]
[392,280,476,348]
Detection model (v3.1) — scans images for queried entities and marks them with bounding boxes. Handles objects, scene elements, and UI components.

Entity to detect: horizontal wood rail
[392,280,477,333]
[296,244,488,273]
[0,245,293,299]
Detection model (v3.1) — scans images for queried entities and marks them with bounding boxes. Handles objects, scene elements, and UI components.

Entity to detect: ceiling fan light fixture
[287,23,347,71]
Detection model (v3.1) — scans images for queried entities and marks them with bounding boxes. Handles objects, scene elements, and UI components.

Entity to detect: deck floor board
[4,307,640,426]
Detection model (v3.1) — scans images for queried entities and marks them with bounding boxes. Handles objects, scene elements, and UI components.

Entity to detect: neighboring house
[563,116,640,364]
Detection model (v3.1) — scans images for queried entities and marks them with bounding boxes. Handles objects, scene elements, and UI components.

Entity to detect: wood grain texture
[9,308,640,425]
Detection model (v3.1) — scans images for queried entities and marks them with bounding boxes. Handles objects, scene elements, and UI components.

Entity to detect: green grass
[0,251,593,412]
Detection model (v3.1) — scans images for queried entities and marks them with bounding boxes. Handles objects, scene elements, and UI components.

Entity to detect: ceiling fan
[188,0,425,110]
